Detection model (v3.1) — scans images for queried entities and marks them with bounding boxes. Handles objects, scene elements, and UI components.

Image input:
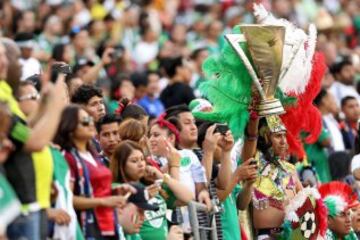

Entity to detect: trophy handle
[225,34,266,100]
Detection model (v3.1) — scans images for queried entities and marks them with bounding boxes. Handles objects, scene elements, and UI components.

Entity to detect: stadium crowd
[1,0,360,239]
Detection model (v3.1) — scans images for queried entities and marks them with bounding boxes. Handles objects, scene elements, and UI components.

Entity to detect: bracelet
[245,135,258,141]
[249,110,259,120]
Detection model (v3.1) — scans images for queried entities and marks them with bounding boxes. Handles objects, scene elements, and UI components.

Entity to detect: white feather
[284,188,320,222]
[252,3,317,95]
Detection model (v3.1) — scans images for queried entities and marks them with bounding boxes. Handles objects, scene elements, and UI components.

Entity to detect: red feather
[318,181,359,208]
[280,52,326,159]
[315,198,328,237]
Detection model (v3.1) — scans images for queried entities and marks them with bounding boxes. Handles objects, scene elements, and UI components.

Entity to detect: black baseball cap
[128,183,159,211]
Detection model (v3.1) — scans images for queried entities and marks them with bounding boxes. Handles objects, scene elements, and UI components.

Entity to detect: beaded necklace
[252,150,296,210]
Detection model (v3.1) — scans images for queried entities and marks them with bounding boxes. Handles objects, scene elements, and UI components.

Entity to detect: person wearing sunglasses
[16,81,40,118]
[55,105,130,239]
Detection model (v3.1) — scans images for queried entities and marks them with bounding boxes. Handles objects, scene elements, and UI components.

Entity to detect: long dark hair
[111,140,144,183]
[54,104,82,151]
[52,43,67,62]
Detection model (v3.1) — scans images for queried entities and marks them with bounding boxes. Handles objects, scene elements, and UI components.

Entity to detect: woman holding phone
[110,140,193,240]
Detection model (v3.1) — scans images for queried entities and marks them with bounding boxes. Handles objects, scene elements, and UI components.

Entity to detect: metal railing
[187,201,220,240]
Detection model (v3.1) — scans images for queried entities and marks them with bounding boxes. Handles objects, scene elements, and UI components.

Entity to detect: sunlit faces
[98,122,120,156]
[124,149,146,182]
[18,83,40,117]
[149,124,175,156]
[328,209,352,237]
[147,73,160,97]
[85,96,106,122]
[178,112,198,148]
[73,109,96,141]
[269,131,288,158]
[339,64,356,85]
[342,98,360,123]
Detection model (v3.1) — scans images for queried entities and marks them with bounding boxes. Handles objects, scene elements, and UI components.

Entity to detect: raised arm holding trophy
[191,3,330,240]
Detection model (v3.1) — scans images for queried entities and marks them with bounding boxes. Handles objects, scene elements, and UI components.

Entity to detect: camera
[214,124,229,135]
[51,63,72,83]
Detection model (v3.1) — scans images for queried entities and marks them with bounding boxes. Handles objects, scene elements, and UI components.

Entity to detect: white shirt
[78,151,97,167]
[178,149,207,233]
[178,149,207,194]
[323,114,345,151]
[132,41,159,69]
[230,139,244,172]
[19,57,42,81]
[329,81,360,107]
[351,154,360,173]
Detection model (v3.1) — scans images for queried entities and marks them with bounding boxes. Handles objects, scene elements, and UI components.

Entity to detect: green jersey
[221,184,241,240]
[125,233,142,240]
[304,127,332,183]
[139,194,168,240]
[0,173,21,233]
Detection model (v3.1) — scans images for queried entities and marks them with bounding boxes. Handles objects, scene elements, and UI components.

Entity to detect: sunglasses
[79,116,94,127]
[18,92,40,101]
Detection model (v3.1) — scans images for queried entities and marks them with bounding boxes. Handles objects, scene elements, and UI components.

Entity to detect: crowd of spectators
[2,0,360,239]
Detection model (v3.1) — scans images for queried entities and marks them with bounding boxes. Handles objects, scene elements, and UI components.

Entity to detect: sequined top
[251,151,297,210]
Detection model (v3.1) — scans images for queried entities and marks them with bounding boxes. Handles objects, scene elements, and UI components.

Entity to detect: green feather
[195,26,253,139]
[324,198,339,217]
[195,26,298,139]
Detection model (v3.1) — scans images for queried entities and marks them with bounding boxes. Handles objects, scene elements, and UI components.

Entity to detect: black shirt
[3,116,36,204]
[160,82,195,108]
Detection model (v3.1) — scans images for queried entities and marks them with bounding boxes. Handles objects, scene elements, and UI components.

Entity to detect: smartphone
[249,160,257,165]
[215,123,229,135]
[51,63,72,83]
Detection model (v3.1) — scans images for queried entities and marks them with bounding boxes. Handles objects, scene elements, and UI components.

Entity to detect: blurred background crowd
[2,0,360,239]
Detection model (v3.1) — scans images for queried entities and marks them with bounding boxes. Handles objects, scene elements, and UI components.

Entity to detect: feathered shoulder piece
[318,181,359,217]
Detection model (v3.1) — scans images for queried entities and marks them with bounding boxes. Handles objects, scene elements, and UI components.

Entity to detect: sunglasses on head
[79,116,94,126]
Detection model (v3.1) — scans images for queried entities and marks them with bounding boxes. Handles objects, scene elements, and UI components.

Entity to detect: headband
[156,113,180,142]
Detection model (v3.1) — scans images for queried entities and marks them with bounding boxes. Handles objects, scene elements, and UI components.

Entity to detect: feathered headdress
[193,3,323,160]
[318,181,358,217]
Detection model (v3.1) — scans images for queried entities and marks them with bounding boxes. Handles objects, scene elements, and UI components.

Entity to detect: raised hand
[235,158,258,183]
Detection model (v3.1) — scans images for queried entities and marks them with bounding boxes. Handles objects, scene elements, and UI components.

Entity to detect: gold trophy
[225,25,285,116]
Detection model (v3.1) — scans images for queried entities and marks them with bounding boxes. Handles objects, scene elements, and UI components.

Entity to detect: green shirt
[304,127,332,183]
[221,184,241,240]
[51,147,84,240]
[0,173,21,233]
[139,194,168,240]
[125,233,142,240]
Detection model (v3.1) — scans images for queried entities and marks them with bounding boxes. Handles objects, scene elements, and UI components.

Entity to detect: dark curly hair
[71,84,103,105]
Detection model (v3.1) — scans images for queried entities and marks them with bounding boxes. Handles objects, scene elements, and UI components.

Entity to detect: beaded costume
[252,152,296,211]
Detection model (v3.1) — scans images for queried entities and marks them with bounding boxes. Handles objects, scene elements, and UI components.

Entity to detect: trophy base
[256,98,285,117]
